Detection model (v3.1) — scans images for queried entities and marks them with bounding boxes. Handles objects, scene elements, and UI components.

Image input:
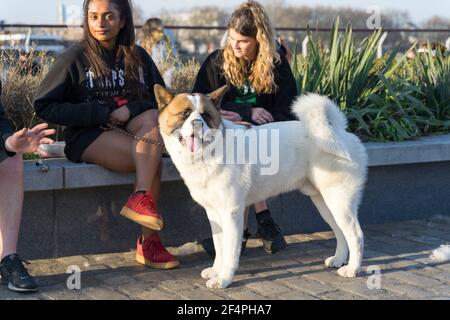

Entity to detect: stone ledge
[365,134,450,166]
[24,157,180,192]
[24,134,450,192]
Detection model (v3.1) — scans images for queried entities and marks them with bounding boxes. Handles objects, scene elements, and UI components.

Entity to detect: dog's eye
[201,113,210,120]
[179,110,191,118]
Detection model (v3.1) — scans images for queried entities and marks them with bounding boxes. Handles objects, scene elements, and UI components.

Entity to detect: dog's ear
[154,84,174,110]
[207,85,229,109]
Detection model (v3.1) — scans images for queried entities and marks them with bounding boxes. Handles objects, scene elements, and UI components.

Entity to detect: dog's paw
[206,277,232,289]
[337,265,359,278]
[325,256,346,268]
[201,267,219,280]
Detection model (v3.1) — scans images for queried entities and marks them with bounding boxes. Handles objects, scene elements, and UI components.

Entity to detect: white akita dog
[154,84,368,289]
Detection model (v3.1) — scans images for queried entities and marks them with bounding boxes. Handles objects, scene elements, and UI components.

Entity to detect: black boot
[255,210,287,254]
[0,254,37,293]
[201,229,251,259]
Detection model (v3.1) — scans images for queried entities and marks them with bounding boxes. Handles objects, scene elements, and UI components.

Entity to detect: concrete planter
[19,134,450,259]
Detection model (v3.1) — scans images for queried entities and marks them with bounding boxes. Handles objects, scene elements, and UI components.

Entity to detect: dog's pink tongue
[185,136,199,153]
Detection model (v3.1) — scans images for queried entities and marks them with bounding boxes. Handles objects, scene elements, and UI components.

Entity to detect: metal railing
[1,24,449,33]
[1,24,449,59]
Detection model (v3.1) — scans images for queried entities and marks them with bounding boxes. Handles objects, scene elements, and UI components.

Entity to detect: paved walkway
[2,216,450,300]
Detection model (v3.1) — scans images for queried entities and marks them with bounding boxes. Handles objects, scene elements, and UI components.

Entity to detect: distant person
[417,41,447,56]
[138,18,177,65]
[138,18,179,88]
[406,50,417,60]
[407,41,447,60]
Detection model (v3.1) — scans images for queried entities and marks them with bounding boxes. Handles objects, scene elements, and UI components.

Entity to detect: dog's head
[154,84,228,154]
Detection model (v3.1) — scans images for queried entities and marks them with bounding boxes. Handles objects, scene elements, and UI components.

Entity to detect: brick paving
[1,216,450,300]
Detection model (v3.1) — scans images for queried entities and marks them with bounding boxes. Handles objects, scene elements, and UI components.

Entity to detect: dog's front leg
[201,208,223,280]
[206,206,245,289]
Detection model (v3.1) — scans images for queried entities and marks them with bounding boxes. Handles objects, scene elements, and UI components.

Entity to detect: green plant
[292,18,450,142]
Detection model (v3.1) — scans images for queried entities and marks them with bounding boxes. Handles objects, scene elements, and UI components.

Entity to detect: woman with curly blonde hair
[193,0,297,258]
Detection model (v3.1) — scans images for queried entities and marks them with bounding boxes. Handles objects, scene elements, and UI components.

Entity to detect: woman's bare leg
[82,109,164,239]
[254,201,268,214]
[125,109,163,192]
[0,155,24,259]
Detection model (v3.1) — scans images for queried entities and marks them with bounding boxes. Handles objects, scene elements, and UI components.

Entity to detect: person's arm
[221,101,253,123]
[269,54,298,122]
[4,124,55,156]
[33,54,112,127]
[126,49,166,119]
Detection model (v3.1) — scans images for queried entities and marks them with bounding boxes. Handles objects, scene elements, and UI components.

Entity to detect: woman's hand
[252,108,274,125]
[109,106,131,126]
[5,123,55,154]
[221,110,242,122]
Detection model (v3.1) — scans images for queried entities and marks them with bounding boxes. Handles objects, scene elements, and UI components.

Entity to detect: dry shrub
[156,55,200,94]
[0,48,52,131]
[1,46,200,142]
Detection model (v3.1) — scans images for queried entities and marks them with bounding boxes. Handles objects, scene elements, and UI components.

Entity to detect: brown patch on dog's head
[155,85,229,137]
[154,85,185,136]
[154,84,174,110]
[195,94,222,130]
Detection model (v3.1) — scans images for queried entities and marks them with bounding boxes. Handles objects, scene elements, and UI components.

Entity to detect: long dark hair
[82,0,143,96]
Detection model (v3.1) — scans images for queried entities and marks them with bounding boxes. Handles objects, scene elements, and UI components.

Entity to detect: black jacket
[33,43,164,146]
[0,81,15,163]
[192,49,297,124]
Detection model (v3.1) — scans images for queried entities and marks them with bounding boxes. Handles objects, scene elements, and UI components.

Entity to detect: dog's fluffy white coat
[429,245,450,263]
[159,91,368,288]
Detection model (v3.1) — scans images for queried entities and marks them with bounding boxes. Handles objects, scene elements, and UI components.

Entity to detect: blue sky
[1,0,449,24]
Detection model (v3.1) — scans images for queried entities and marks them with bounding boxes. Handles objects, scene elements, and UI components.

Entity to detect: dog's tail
[291,93,351,161]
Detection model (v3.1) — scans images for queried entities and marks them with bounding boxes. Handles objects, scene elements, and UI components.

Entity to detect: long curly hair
[222,0,280,94]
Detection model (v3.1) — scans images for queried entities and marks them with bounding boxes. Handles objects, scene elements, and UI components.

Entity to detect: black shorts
[64,127,104,163]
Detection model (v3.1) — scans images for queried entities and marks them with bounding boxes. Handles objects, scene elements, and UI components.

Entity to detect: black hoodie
[33,43,164,153]
[192,49,297,124]
[0,81,15,163]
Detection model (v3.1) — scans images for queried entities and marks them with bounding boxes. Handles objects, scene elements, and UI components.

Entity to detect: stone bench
[24,134,450,192]
[20,134,450,259]
[24,157,181,192]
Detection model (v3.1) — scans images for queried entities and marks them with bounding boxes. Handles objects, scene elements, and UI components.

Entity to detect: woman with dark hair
[34,0,179,270]
[193,0,298,257]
